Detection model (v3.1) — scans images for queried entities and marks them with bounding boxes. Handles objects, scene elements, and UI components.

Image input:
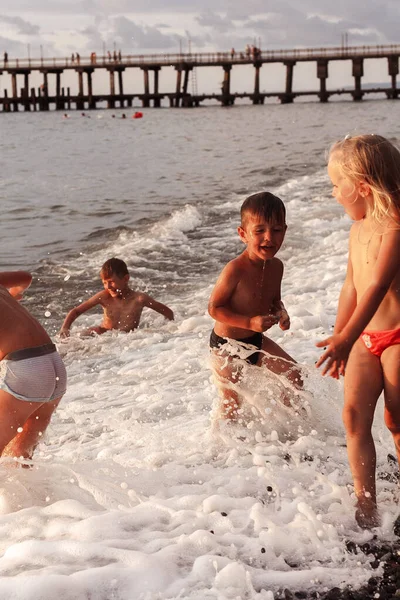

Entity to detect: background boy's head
[100,258,130,296]
[240,192,286,229]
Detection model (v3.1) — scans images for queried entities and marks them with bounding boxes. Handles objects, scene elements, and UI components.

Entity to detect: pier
[1,43,400,111]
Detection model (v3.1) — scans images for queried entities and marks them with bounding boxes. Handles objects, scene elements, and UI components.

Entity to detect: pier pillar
[87,69,95,109]
[181,67,192,107]
[117,69,124,107]
[3,89,10,112]
[108,69,115,108]
[221,65,232,106]
[141,68,150,107]
[317,59,329,102]
[175,66,182,107]
[11,73,18,111]
[76,70,84,109]
[30,87,37,111]
[55,71,64,110]
[153,67,161,107]
[388,56,399,99]
[282,60,295,103]
[41,72,49,111]
[352,58,364,101]
[253,62,262,104]
[23,72,30,110]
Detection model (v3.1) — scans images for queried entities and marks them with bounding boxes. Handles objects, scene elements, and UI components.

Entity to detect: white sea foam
[0,166,398,599]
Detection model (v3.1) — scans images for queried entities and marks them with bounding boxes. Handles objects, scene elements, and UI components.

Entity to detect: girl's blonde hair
[329,134,400,225]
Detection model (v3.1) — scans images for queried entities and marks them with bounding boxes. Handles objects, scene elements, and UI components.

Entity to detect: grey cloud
[0,15,40,35]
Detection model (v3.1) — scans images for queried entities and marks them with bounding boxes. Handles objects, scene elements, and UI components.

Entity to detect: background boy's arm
[59,291,105,337]
[317,228,400,375]
[208,262,278,332]
[142,295,174,321]
[0,271,32,300]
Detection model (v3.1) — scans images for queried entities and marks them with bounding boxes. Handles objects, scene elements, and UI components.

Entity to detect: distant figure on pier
[71,52,75,64]
[245,44,250,58]
[76,52,80,65]
[107,50,112,62]
[90,52,97,64]
[3,51,8,67]
[113,50,117,62]
[231,48,235,59]
[118,50,122,62]
[59,258,174,337]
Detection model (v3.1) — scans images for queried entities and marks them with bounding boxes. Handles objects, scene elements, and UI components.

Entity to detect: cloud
[0,15,40,35]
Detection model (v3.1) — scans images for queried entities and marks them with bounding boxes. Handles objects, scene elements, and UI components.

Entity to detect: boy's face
[101,272,129,297]
[238,215,286,261]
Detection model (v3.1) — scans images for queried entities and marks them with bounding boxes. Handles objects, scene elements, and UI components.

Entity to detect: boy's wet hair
[100,258,129,279]
[241,192,286,227]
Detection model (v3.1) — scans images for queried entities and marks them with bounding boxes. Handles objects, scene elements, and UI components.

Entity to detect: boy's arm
[0,271,32,300]
[142,295,174,321]
[59,291,105,337]
[317,228,400,376]
[208,262,278,332]
[271,262,290,330]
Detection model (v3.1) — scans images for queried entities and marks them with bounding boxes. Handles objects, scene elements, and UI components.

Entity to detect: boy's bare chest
[103,297,142,323]
[234,268,280,310]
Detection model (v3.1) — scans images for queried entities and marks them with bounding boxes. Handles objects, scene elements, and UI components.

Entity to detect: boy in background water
[60,257,174,337]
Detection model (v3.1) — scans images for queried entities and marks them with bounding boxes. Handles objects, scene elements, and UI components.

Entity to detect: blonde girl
[316,134,400,529]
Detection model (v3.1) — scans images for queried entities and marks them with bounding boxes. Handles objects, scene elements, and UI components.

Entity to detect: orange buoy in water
[133,111,143,119]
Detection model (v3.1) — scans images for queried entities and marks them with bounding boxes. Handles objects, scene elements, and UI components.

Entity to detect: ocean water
[0,100,400,598]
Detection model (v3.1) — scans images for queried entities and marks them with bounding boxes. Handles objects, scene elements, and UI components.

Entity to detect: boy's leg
[210,351,243,420]
[343,340,383,528]
[2,397,61,460]
[381,345,400,465]
[259,336,302,387]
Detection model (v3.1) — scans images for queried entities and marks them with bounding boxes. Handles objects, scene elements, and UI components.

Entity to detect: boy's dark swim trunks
[209,329,263,366]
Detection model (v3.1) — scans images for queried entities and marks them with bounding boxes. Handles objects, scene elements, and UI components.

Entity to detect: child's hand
[279,309,290,331]
[59,328,70,339]
[250,314,279,332]
[315,333,352,377]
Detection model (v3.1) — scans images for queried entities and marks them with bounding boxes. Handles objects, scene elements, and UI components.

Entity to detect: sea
[0,99,400,599]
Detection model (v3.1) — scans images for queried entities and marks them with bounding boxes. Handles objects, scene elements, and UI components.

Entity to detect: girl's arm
[317,227,400,375]
[333,253,357,335]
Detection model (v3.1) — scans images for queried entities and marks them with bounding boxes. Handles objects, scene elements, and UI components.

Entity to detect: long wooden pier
[1,44,400,111]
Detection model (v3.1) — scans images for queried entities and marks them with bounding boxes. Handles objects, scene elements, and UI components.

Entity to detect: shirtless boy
[208,192,300,419]
[0,271,66,460]
[59,257,174,337]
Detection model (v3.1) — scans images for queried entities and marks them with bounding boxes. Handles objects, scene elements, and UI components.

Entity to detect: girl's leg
[343,340,383,527]
[381,344,400,466]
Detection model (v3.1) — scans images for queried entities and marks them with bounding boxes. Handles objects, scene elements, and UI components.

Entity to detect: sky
[0,0,399,59]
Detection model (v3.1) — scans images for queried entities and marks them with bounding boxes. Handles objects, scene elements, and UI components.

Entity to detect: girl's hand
[279,309,290,331]
[315,333,352,377]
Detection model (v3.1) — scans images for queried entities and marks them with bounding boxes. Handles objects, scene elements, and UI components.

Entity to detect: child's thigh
[210,351,243,384]
[259,336,296,372]
[344,340,383,416]
[381,344,400,406]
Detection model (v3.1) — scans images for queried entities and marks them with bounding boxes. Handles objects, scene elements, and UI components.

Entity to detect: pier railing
[4,44,400,70]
